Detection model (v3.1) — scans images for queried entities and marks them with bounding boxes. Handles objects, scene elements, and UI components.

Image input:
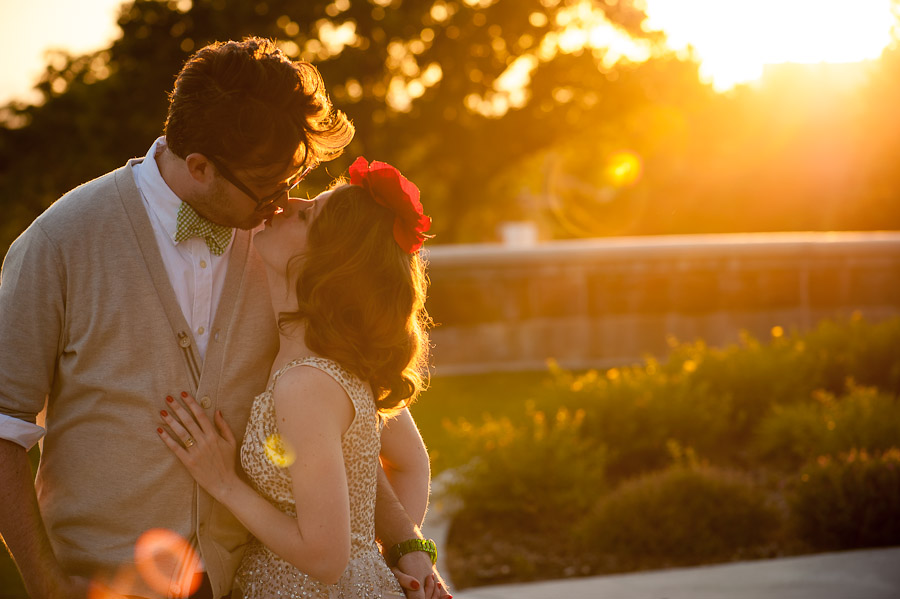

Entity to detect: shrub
[798,316,900,395]
[574,465,782,572]
[543,317,900,476]
[788,448,900,551]
[753,385,900,471]
[547,358,740,480]
[425,316,900,588]
[444,404,607,530]
[409,370,555,475]
[442,406,608,588]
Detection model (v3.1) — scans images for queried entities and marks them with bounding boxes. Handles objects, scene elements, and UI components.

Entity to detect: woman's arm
[379,408,430,527]
[157,368,354,585]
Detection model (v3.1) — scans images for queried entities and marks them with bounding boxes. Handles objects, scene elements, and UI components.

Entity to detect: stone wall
[423,232,900,375]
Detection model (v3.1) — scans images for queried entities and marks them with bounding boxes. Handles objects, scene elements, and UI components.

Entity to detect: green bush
[683,316,900,409]
[547,360,734,481]
[574,465,782,571]
[444,404,607,529]
[753,385,900,471]
[410,370,556,475]
[415,317,900,481]
[797,316,900,395]
[788,448,900,551]
[543,317,900,477]
[424,316,900,588]
[442,406,608,588]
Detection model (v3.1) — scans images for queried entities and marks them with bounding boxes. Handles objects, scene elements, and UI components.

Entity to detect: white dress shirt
[0,136,234,448]
[134,136,234,360]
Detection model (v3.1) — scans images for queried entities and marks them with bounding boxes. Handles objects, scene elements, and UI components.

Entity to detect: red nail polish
[160,410,168,417]
[410,581,419,591]
[181,391,188,398]
[157,428,163,434]
[166,396,174,403]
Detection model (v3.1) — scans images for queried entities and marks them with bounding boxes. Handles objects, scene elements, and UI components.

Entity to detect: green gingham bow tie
[174,202,232,256]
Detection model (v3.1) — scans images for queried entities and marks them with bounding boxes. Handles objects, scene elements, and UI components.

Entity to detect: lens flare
[265,433,297,468]
[134,528,202,598]
[87,569,138,599]
[607,150,643,187]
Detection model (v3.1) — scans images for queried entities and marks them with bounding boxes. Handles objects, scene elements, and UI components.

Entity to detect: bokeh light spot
[607,150,643,187]
[265,433,297,468]
[86,568,138,599]
[134,529,201,598]
[529,12,549,27]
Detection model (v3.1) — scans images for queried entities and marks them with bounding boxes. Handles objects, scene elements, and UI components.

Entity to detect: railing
[423,232,900,375]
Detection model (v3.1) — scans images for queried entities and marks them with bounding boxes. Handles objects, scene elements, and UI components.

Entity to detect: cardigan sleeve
[0,221,66,444]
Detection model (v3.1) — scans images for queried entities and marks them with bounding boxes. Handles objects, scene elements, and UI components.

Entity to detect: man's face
[194,160,313,230]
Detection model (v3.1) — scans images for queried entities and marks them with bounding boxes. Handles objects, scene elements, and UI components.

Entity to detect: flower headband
[349,156,433,253]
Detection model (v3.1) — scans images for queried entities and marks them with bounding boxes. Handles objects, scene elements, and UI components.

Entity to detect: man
[0,38,443,599]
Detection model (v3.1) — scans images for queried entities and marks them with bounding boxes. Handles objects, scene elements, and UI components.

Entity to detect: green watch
[387,538,437,566]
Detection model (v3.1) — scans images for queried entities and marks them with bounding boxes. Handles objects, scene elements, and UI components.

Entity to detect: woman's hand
[156,393,240,502]
[392,552,452,599]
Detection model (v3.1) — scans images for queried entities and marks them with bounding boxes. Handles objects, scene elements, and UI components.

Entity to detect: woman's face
[253,188,332,274]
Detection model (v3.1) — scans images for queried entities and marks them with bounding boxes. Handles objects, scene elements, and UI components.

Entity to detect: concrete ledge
[423,232,900,375]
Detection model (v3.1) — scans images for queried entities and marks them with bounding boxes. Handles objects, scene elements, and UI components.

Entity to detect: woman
[156,157,443,598]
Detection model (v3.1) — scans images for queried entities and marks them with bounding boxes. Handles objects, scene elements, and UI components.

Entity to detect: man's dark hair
[164,37,353,176]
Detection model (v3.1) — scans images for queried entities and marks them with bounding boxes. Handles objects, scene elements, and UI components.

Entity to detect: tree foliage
[2,0,900,259]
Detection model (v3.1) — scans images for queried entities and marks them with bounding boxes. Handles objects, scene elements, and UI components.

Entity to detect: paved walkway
[449,546,900,599]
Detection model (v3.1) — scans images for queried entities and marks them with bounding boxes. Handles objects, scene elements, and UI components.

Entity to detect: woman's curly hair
[279,183,431,414]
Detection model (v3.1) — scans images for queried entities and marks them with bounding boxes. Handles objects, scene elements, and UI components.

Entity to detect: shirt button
[198,326,205,335]
[200,396,212,409]
[200,260,207,269]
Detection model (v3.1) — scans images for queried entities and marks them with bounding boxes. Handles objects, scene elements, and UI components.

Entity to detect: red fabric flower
[348,156,433,253]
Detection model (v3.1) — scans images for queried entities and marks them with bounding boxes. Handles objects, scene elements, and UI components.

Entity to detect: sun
[641,0,897,91]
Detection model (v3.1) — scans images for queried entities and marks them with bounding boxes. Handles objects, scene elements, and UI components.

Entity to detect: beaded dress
[234,356,404,599]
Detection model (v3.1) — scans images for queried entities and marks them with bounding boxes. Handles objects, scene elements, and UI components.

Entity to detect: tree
[0,0,669,256]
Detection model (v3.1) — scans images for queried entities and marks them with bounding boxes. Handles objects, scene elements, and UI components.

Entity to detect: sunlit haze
[1,0,897,107]
[641,0,897,91]
[0,0,124,105]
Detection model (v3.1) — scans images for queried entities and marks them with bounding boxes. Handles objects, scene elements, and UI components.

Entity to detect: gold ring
[184,437,196,448]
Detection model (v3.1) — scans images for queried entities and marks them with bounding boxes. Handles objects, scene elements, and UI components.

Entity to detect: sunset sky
[0,0,896,105]
[0,0,124,105]
[641,0,897,90]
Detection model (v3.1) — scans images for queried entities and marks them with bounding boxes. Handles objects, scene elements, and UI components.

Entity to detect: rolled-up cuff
[0,413,45,450]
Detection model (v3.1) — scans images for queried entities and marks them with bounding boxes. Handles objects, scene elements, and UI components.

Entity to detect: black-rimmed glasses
[208,156,314,209]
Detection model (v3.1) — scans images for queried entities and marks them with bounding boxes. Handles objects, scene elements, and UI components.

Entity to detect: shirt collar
[137,137,186,245]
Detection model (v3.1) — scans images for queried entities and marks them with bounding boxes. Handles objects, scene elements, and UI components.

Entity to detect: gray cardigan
[0,159,278,597]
